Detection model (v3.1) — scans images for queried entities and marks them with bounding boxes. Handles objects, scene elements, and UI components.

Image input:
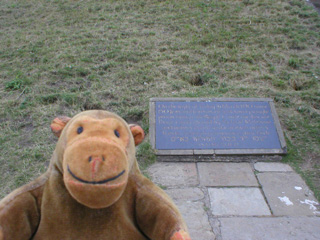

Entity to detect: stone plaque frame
[149,98,287,156]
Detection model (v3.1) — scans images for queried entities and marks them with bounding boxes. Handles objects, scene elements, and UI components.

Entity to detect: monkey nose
[89,156,105,178]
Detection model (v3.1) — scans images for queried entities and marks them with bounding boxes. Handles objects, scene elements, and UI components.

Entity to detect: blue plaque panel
[155,101,281,150]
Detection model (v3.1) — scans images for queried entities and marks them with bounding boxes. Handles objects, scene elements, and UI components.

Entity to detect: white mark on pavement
[294,186,302,191]
[300,199,319,211]
[278,196,293,206]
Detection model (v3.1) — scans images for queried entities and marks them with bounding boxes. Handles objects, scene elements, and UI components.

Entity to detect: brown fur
[0,110,191,240]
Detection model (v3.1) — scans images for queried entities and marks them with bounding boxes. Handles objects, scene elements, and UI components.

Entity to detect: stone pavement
[147,161,320,240]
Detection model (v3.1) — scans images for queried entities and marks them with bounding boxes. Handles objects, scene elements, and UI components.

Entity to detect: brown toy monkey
[0,110,191,240]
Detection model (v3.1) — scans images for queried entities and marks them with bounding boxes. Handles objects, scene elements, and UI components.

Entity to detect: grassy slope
[0,0,319,199]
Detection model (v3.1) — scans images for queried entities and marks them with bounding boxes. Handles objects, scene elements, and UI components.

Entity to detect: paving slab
[254,162,293,172]
[258,172,320,216]
[220,217,320,240]
[208,188,271,216]
[165,188,215,240]
[165,188,204,202]
[198,162,258,187]
[147,162,198,187]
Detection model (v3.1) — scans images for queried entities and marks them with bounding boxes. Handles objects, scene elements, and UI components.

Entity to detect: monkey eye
[77,126,83,134]
[114,130,120,138]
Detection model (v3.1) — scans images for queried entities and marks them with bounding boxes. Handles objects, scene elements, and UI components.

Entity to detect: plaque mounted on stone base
[149,98,286,160]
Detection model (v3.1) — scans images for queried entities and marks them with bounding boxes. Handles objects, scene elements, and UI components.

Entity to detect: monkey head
[50,110,144,209]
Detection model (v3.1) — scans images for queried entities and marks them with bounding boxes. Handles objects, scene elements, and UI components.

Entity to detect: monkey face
[62,116,131,209]
[51,111,145,209]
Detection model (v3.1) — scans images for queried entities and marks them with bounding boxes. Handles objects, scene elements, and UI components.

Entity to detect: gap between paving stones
[250,161,275,216]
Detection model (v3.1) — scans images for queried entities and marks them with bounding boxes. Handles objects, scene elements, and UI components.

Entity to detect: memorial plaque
[149,98,286,155]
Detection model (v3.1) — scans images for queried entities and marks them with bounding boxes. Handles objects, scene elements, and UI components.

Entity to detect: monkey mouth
[67,165,125,185]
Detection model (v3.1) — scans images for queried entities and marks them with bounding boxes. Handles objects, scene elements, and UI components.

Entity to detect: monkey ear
[51,116,71,138]
[129,124,145,146]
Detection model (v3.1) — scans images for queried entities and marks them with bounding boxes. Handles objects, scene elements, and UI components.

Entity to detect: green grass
[0,0,320,200]
[136,142,157,176]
